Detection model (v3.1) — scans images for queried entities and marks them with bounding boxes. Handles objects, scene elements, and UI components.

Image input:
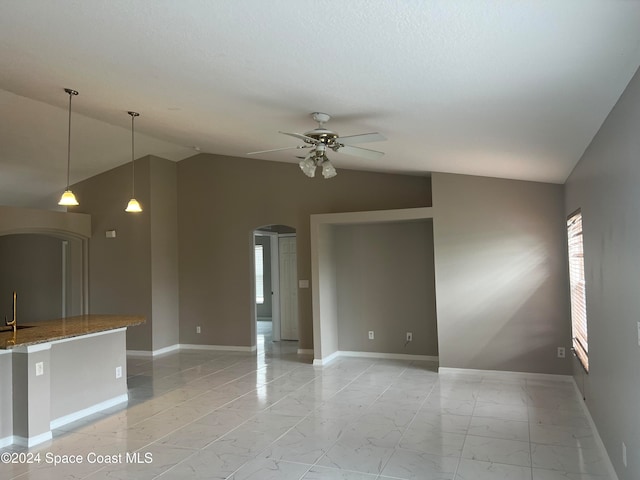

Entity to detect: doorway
[253,225,298,347]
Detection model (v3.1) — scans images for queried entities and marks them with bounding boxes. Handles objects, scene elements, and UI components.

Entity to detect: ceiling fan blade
[336,132,386,145]
[247,145,308,155]
[279,131,319,144]
[338,144,385,160]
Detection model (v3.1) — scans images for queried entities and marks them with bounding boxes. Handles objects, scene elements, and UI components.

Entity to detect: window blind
[567,210,588,371]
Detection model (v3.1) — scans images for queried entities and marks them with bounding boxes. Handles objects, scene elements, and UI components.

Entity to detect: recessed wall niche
[310,207,435,364]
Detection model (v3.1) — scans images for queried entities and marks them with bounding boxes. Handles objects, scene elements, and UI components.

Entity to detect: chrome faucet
[5,291,16,334]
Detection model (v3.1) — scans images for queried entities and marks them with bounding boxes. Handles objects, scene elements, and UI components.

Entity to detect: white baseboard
[340,351,439,362]
[297,349,313,355]
[127,343,258,356]
[0,435,13,448]
[180,343,257,352]
[127,344,180,357]
[571,380,620,480]
[13,431,53,447]
[50,394,128,430]
[438,367,573,382]
[313,350,438,366]
[313,350,341,366]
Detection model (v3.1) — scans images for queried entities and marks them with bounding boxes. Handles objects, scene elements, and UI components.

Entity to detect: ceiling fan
[247,112,386,179]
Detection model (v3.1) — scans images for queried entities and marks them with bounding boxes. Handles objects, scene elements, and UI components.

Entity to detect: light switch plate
[115,366,122,379]
[299,280,309,288]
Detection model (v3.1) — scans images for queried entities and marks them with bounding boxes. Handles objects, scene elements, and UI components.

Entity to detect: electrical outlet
[115,366,122,379]
[623,441,627,467]
[196,326,201,334]
[368,330,374,340]
[35,362,44,377]
[406,332,413,342]
[557,347,565,358]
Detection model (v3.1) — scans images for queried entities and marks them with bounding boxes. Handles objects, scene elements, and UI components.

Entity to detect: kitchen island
[0,315,144,447]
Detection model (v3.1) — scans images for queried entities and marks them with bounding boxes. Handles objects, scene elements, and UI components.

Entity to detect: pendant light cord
[65,90,77,190]
[127,111,140,198]
[131,113,135,197]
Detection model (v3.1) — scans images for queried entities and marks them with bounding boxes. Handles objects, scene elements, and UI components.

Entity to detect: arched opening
[252,224,298,353]
[0,206,90,321]
[0,231,88,322]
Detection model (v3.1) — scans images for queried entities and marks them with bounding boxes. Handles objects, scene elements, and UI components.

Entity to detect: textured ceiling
[1,1,640,208]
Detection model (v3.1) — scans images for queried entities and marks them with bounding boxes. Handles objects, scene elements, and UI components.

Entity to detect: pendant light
[125,111,142,213]
[58,88,79,206]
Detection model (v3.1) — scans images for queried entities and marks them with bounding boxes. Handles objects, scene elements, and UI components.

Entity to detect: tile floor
[1,331,613,479]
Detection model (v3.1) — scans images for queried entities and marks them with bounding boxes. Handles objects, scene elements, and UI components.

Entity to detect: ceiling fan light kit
[249,112,386,179]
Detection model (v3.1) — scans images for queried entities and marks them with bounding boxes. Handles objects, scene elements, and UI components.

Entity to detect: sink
[0,325,35,332]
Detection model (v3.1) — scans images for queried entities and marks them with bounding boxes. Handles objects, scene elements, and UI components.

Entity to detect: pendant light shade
[125,111,142,213]
[125,198,142,213]
[59,190,79,206]
[58,88,79,206]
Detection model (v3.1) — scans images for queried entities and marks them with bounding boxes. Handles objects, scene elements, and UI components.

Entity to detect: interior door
[279,235,298,340]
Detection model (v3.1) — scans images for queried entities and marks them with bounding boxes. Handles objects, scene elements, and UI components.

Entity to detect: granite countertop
[0,314,145,349]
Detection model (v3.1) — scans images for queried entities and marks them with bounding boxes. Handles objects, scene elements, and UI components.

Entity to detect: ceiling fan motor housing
[304,128,340,147]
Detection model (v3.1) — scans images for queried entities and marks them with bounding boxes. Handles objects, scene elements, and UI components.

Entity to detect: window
[255,244,264,304]
[567,210,588,372]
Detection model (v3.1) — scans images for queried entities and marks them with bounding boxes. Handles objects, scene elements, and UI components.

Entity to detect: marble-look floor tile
[381,448,459,479]
[261,429,336,464]
[421,397,475,416]
[475,386,528,406]
[2,351,619,480]
[157,447,251,479]
[154,419,235,450]
[530,423,597,449]
[473,401,528,421]
[531,444,610,475]
[399,429,466,457]
[461,435,531,467]
[529,407,590,429]
[228,457,311,480]
[338,421,403,448]
[301,465,379,479]
[467,416,529,441]
[412,411,472,435]
[317,440,395,475]
[82,444,195,480]
[455,458,532,480]
[532,467,612,480]
[266,395,322,416]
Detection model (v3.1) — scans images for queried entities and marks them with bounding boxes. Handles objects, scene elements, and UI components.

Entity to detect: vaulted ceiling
[2,1,640,208]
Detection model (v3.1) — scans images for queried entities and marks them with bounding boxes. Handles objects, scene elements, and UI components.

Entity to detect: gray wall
[70,157,153,350]
[0,351,11,440]
[12,347,51,439]
[564,66,640,480]
[432,172,571,374]
[335,221,438,356]
[0,234,63,322]
[50,331,127,420]
[149,159,179,350]
[178,154,431,349]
